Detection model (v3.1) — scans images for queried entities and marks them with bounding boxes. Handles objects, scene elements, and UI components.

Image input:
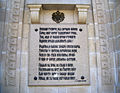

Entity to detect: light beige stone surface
[40,10,78,24]
[0,0,120,93]
[29,24,90,85]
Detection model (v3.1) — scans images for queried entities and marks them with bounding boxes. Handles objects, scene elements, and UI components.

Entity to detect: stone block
[19,54,28,93]
[99,31,107,38]
[96,39,100,52]
[93,11,99,24]
[116,53,120,68]
[104,0,109,11]
[94,24,99,37]
[67,87,90,93]
[100,39,107,46]
[12,15,19,23]
[7,69,16,78]
[8,61,16,69]
[17,38,22,51]
[89,39,95,52]
[23,24,29,38]
[87,10,93,23]
[29,87,58,93]
[14,0,21,3]
[21,54,28,68]
[10,30,18,37]
[97,10,104,17]
[18,24,22,37]
[102,69,112,85]
[100,46,107,53]
[6,76,16,86]
[24,9,31,24]
[96,0,102,3]
[113,38,116,51]
[90,68,97,86]
[88,24,94,37]
[111,24,115,36]
[110,10,114,23]
[96,4,103,10]
[100,54,108,61]
[89,54,97,68]
[106,24,113,37]
[118,69,120,83]
[116,86,120,93]
[105,12,111,23]
[58,88,67,93]
[109,54,114,68]
[14,2,20,9]
[19,9,24,22]
[4,23,9,38]
[90,86,97,93]
[115,20,120,36]
[101,61,110,69]
[9,38,17,45]
[0,9,6,22]
[11,23,19,30]
[108,39,114,53]
[8,53,16,61]
[0,22,4,38]
[9,45,17,53]
[2,38,7,51]
[98,24,105,31]
[98,17,105,24]
[102,85,115,93]
[20,0,25,8]
[22,38,28,52]
[12,9,20,16]
[115,5,120,21]
[108,2,114,10]
[116,37,120,51]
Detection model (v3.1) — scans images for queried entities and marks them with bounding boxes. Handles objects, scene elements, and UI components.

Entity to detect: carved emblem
[52,11,65,23]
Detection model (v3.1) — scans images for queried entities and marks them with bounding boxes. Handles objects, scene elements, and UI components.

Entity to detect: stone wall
[113,0,120,92]
[0,0,120,93]
[0,0,25,93]
[21,1,97,93]
[107,0,120,92]
[0,0,6,92]
[92,0,115,92]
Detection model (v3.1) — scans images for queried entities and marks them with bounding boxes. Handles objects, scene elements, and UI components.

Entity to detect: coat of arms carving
[52,11,65,23]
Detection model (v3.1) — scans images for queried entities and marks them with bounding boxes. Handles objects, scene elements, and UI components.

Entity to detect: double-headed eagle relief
[52,11,65,23]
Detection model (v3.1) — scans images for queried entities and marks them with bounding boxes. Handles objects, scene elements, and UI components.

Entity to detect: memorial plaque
[28,24,90,85]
